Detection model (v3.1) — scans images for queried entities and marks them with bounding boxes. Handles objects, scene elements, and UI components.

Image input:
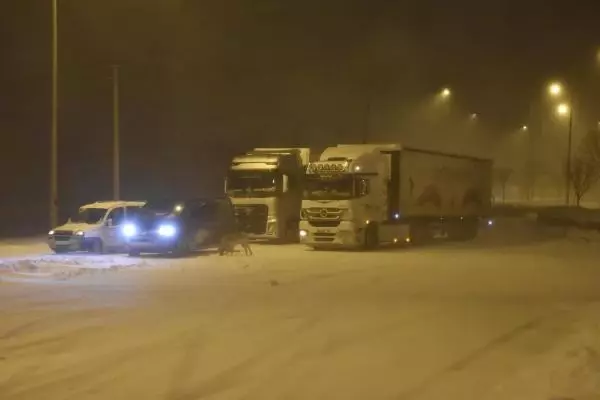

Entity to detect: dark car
[123,197,238,256]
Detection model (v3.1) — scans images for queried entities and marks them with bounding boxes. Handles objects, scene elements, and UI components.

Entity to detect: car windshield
[143,199,181,215]
[304,175,355,200]
[71,208,107,224]
[226,170,279,198]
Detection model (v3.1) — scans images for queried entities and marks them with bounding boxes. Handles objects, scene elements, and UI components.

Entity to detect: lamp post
[50,0,59,228]
[557,103,573,205]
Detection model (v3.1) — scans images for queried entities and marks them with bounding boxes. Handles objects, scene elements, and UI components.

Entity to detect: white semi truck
[299,144,492,249]
[225,148,311,242]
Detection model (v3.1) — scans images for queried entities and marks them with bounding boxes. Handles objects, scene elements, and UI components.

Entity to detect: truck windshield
[304,175,354,200]
[72,208,107,224]
[227,171,279,198]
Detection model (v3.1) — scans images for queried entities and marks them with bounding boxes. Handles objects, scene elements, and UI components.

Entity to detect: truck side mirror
[282,175,290,193]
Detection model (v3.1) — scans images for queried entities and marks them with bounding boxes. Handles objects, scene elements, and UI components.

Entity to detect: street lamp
[548,82,563,97]
[556,103,574,205]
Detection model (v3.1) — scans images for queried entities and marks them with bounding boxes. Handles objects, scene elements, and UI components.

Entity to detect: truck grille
[234,204,268,234]
[303,207,344,222]
[309,221,340,228]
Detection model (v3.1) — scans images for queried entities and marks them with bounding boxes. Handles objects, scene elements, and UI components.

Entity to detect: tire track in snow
[394,307,571,400]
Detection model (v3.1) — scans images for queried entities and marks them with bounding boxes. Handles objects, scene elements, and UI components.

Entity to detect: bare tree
[494,167,513,203]
[567,130,600,206]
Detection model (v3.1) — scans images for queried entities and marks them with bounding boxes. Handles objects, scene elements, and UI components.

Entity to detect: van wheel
[91,239,104,254]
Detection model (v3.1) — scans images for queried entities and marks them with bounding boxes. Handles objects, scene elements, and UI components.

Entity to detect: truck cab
[299,144,402,249]
[225,148,310,242]
[47,200,146,254]
[299,144,492,250]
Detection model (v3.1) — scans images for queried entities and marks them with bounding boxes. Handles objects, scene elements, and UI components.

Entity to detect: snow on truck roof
[320,144,402,161]
[80,201,146,210]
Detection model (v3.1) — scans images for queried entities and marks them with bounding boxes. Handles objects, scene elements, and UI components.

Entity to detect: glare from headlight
[158,224,177,237]
[122,223,137,237]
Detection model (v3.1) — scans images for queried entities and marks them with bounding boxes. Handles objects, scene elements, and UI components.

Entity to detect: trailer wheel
[363,223,379,250]
[409,222,432,245]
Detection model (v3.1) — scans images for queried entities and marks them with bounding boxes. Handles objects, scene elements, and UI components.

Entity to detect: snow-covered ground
[1,220,600,399]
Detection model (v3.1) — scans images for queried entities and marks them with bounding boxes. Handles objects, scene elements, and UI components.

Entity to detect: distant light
[521,125,528,131]
[393,238,398,243]
[394,213,400,219]
[354,165,361,172]
[548,82,563,97]
[440,87,451,98]
[405,237,411,243]
[557,103,570,116]
[470,113,479,120]
[365,220,370,225]
[487,219,494,226]
[174,204,183,213]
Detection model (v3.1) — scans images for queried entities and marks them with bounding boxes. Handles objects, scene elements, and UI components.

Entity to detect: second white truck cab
[299,144,492,249]
[225,148,311,242]
[47,200,145,254]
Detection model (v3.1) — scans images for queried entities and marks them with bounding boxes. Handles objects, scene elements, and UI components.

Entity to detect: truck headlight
[299,229,308,238]
[122,223,137,237]
[158,224,177,237]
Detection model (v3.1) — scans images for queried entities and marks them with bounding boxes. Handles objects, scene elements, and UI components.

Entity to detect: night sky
[2,0,600,235]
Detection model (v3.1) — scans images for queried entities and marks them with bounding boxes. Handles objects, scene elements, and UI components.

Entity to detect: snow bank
[0,255,151,282]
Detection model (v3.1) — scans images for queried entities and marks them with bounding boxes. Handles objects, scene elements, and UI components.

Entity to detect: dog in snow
[218,232,253,256]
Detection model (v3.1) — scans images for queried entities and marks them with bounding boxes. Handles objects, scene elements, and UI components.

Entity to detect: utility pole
[565,109,573,206]
[112,65,121,200]
[363,99,370,144]
[50,0,59,228]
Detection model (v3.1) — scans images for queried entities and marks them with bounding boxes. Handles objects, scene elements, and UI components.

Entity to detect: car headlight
[122,223,137,237]
[48,230,55,235]
[158,224,177,237]
[75,231,85,236]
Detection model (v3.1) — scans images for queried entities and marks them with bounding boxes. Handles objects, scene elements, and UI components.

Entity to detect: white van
[47,201,145,254]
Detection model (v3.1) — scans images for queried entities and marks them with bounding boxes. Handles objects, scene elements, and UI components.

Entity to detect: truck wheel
[363,223,379,250]
[91,239,105,254]
[53,247,69,254]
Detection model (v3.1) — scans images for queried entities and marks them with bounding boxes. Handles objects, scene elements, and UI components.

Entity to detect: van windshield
[72,208,107,224]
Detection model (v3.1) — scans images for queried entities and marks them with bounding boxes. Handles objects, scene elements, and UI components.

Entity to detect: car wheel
[128,248,141,257]
[91,239,104,254]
